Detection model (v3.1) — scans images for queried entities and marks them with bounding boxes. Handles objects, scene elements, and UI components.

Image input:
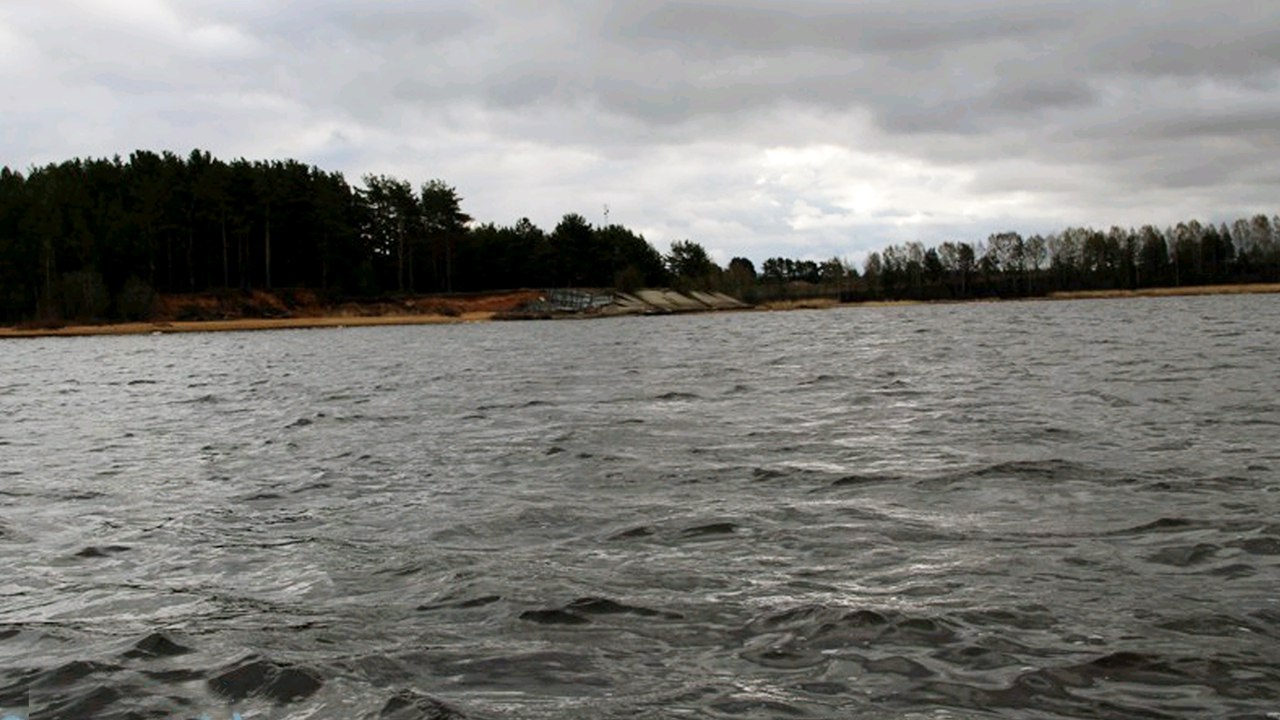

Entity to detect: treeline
[713,216,1280,304]
[0,150,676,322]
[3,149,1279,323]
[850,219,1280,301]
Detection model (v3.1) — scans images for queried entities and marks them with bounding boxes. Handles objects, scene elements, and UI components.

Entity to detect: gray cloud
[604,1,1073,56]
[2,0,1279,262]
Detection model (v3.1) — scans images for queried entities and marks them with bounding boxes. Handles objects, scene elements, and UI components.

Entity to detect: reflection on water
[1,294,1278,718]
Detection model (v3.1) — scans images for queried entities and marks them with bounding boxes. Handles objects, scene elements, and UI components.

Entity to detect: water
[1,295,1278,719]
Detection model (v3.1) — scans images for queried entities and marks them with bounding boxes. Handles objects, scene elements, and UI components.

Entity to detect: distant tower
[603,204,610,225]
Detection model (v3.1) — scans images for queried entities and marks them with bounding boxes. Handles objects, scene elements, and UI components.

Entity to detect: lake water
[1,295,1278,719]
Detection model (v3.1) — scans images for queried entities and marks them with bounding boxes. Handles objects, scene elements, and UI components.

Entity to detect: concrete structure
[513,288,752,317]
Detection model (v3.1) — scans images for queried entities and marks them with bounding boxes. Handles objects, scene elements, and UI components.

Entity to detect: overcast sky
[3,1,1278,265]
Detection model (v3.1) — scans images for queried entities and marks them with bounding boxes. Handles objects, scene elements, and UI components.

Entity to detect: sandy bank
[0,312,495,338]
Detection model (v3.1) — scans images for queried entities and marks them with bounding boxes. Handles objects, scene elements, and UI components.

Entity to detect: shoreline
[0,312,495,338]
[1046,283,1280,300]
[3,282,1277,339]
[754,282,1280,312]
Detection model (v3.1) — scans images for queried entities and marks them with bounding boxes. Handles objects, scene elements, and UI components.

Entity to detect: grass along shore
[754,282,1280,312]
[1047,283,1280,300]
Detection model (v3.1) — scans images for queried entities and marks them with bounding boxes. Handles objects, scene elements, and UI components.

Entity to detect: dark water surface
[2,295,1279,719]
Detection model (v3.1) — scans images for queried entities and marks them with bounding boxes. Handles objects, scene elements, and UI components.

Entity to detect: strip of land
[3,283,1278,339]
[0,289,538,338]
[1048,283,1280,300]
[0,288,748,338]
[0,313,499,338]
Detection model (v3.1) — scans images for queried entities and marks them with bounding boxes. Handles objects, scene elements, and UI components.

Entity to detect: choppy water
[2,295,1279,719]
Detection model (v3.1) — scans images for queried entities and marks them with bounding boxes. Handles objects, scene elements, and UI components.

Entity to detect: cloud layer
[4,0,1279,263]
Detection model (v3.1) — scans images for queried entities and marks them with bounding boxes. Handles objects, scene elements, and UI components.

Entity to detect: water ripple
[2,295,1278,718]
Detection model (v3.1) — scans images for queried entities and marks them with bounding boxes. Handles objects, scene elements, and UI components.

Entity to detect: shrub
[176,303,211,321]
[614,265,646,294]
[57,270,111,321]
[116,276,157,320]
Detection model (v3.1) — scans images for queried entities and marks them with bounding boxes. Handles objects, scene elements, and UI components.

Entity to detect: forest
[1,149,1278,323]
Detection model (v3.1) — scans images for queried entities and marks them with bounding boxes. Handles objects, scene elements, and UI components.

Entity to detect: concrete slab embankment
[632,289,709,312]
[609,293,657,314]
[517,288,752,317]
[689,291,750,310]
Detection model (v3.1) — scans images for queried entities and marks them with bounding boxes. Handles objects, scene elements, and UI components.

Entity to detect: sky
[2,1,1278,266]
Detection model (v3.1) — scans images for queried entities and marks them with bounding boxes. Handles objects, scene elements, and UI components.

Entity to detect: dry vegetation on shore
[0,289,541,338]
[1048,283,1280,300]
[3,283,1278,339]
